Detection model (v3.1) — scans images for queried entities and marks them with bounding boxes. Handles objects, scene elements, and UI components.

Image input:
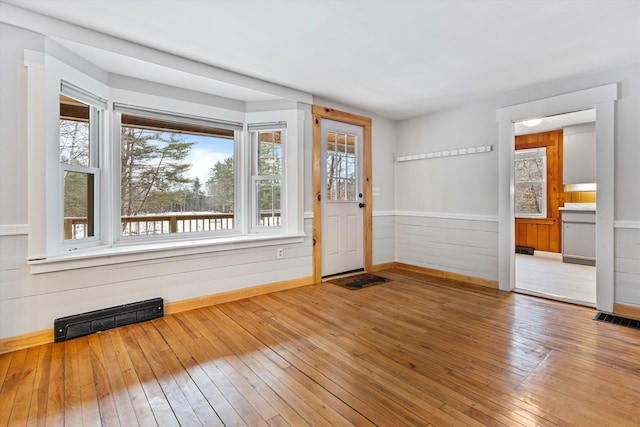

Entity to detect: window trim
[25,51,304,272]
[59,87,104,248]
[113,105,242,243]
[514,147,547,219]
[249,122,286,232]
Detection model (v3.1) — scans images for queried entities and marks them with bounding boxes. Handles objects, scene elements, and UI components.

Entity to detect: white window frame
[59,82,105,247]
[112,103,243,243]
[26,52,305,273]
[514,147,547,219]
[249,122,286,232]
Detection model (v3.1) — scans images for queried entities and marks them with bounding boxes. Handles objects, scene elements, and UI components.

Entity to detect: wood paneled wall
[515,131,563,253]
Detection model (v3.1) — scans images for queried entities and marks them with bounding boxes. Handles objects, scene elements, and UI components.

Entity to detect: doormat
[593,312,640,330]
[328,273,389,290]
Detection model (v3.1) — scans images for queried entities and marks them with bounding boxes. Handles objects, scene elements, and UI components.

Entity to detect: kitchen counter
[561,205,596,266]
[559,202,596,212]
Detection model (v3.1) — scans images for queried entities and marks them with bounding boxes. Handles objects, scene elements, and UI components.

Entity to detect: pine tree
[120,127,194,216]
[207,157,234,213]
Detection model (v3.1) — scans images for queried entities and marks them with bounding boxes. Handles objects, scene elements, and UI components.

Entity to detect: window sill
[28,232,307,274]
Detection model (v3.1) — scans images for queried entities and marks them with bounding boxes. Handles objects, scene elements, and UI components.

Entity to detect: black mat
[328,273,389,290]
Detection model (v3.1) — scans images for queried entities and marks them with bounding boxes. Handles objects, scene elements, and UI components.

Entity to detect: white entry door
[321,119,364,277]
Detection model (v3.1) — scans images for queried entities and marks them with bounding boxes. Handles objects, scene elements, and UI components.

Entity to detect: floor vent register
[593,312,640,330]
[54,297,164,342]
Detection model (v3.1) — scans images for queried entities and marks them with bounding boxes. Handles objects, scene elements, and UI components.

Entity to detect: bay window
[27,50,304,272]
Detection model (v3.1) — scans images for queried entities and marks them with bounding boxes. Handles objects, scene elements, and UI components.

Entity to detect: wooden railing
[64,212,280,239]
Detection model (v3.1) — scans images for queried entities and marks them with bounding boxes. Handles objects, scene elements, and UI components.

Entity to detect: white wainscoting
[0,220,313,340]
[372,212,395,265]
[615,225,640,306]
[395,212,499,282]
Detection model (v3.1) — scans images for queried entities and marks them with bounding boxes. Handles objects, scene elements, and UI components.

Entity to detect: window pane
[60,95,90,167]
[515,182,545,215]
[515,150,547,218]
[120,118,235,237]
[325,130,358,201]
[258,130,282,176]
[515,157,544,182]
[256,179,281,227]
[63,171,94,240]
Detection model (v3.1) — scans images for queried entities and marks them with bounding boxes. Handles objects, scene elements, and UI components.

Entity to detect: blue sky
[183,134,233,184]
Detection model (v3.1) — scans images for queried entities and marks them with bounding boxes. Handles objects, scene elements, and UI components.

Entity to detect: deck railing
[64,212,280,239]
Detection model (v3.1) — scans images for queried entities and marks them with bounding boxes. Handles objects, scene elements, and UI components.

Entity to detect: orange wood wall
[515,131,563,253]
[565,191,596,203]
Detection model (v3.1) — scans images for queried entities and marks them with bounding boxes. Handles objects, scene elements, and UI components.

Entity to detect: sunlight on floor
[515,251,596,307]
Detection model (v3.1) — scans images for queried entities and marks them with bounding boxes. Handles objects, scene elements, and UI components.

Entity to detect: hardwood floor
[2,268,639,426]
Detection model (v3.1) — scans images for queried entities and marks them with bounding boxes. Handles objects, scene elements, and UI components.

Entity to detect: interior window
[515,147,547,218]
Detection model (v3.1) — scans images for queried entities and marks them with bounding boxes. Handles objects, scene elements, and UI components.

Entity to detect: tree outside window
[515,148,547,218]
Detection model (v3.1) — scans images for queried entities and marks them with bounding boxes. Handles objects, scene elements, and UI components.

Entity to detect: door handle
[359,203,365,208]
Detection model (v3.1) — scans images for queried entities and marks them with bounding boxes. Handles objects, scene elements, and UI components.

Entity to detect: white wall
[395,62,640,302]
[394,99,500,280]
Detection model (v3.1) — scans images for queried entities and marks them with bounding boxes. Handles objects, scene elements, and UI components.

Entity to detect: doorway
[321,120,364,276]
[497,84,617,313]
[513,111,597,306]
[311,106,372,283]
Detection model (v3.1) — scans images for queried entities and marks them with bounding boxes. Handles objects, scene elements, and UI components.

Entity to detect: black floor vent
[593,312,640,330]
[54,297,164,342]
[515,245,534,255]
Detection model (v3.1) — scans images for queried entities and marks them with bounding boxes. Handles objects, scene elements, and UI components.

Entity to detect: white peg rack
[396,145,493,163]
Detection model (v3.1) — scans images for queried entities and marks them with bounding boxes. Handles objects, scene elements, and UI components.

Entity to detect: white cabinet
[563,123,596,186]
[562,211,596,266]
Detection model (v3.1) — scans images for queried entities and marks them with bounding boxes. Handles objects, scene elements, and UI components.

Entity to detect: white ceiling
[514,109,596,135]
[3,0,640,120]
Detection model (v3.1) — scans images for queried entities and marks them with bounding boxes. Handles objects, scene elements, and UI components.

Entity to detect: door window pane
[326,130,358,201]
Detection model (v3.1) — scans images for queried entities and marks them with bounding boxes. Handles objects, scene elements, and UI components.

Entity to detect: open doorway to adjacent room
[513,109,596,307]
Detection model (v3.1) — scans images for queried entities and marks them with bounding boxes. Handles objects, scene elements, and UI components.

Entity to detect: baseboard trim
[165,276,315,315]
[0,276,315,355]
[381,262,499,289]
[370,262,397,272]
[613,303,640,321]
[0,329,53,355]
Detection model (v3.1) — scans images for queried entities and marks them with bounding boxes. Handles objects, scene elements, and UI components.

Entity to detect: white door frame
[496,84,617,312]
[312,105,372,283]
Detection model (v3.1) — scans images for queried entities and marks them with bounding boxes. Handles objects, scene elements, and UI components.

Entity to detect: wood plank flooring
[1,268,639,426]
